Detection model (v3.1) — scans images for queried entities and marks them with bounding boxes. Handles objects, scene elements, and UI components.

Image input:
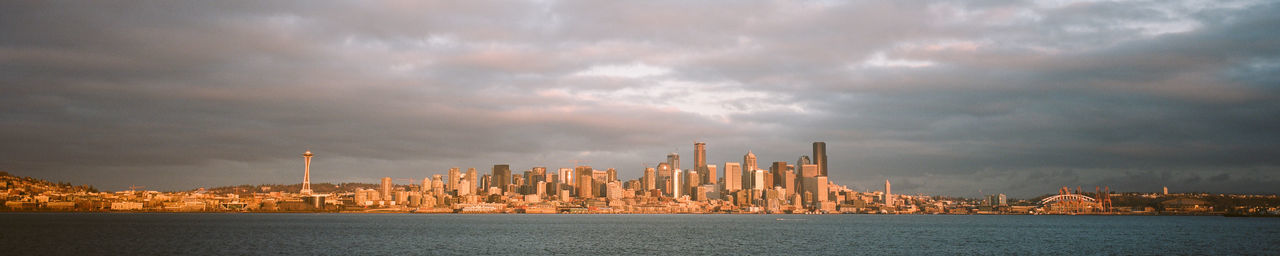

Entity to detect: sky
[2,0,1278,198]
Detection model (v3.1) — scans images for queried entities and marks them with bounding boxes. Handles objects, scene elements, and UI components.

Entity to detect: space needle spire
[300,150,314,195]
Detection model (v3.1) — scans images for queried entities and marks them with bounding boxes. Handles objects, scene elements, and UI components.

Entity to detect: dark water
[2,213,1278,255]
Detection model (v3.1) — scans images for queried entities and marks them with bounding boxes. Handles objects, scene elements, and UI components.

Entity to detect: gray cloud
[2,0,1278,197]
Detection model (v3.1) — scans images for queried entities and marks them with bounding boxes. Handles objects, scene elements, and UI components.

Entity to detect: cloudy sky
[2,0,1278,197]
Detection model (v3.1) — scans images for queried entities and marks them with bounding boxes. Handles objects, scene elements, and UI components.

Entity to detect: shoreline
[0,210,1236,216]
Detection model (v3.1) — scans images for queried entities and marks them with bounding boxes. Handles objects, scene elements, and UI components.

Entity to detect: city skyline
[260,140,1225,200]
[2,1,1279,198]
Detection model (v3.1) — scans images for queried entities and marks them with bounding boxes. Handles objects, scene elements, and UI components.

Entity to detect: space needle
[300,150,314,195]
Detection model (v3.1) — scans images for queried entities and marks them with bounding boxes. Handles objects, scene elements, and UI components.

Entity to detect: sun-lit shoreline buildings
[9,141,1277,215]
[306,141,867,213]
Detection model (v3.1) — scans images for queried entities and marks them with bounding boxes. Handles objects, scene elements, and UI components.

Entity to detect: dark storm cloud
[2,0,1278,197]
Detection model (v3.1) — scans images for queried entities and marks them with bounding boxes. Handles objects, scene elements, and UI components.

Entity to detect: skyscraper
[432,175,444,196]
[606,181,622,200]
[575,166,594,198]
[800,164,819,178]
[988,194,1006,206]
[796,155,810,172]
[447,167,460,193]
[558,168,574,185]
[743,150,757,173]
[788,156,808,195]
[800,173,828,206]
[656,162,672,195]
[667,152,680,171]
[466,168,478,191]
[529,167,547,194]
[531,167,547,184]
[380,177,392,203]
[770,162,790,189]
[492,164,511,192]
[782,169,796,197]
[643,167,656,191]
[885,179,893,207]
[457,179,472,196]
[694,142,706,168]
[300,150,314,195]
[606,168,617,182]
[672,168,683,198]
[704,164,717,185]
[799,164,820,204]
[723,162,741,191]
[812,142,828,177]
[421,177,429,193]
[684,169,700,197]
[751,169,766,191]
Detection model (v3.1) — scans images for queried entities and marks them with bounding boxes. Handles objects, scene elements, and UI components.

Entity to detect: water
[2,213,1278,255]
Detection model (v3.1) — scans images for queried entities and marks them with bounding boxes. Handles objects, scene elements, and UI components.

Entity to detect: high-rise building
[751,169,766,191]
[694,142,706,168]
[380,177,393,203]
[800,164,819,178]
[723,162,741,191]
[432,175,444,196]
[656,163,672,178]
[672,168,683,198]
[782,169,796,197]
[656,162,672,195]
[592,170,608,197]
[395,190,410,205]
[606,181,622,200]
[801,175,829,205]
[457,179,472,196]
[797,164,819,200]
[643,167,656,191]
[606,168,617,182]
[763,169,773,191]
[684,169,700,197]
[492,164,511,193]
[704,165,717,185]
[466,168,478,191]
[885,180,893,207]
[354,188,372,206]
[527,167,547,195]
[743,150,758,173]
[667,152,681,171]
[987,194,1006,206]
[558,168,574,185]
[447,167,460,193]
[812,142,828,177]
[796,155,810,175]
[531,167,547,184]
[300,150,314,195]
[693,185,713,201]
[519,171,531,194]
[575,166,594,198]
[424,176,435,193]
[770,162,790,188]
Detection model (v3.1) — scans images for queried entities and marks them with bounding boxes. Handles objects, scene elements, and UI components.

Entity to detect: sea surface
[2,213,1278,255]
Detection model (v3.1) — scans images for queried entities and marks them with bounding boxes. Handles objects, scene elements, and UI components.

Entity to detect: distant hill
[202,182,381,195]
[0,171,99,194]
